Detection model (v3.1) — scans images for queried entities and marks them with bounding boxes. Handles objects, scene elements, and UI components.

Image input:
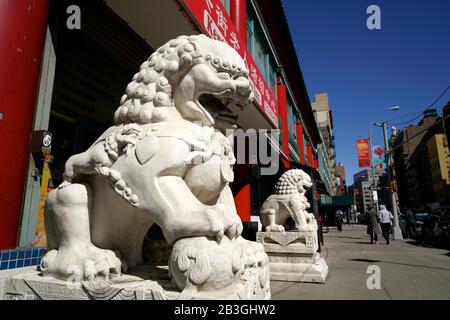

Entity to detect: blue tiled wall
[0,248,47,270]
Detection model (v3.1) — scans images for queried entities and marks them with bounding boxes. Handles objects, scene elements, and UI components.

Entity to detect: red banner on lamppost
[356,139,371,168]
[178,0,279,127]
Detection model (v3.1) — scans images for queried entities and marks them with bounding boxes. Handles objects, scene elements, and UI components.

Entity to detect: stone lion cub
[260,169,316,232]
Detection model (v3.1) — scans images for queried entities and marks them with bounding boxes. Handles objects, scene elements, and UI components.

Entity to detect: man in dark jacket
[405,208,416,238]
[367,204,381,244]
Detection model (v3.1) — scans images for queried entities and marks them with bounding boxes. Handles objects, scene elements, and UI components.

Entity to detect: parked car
[411,213,429,239]
[399,212,428,239]
[357,212,368,224]
[421,207,450,248]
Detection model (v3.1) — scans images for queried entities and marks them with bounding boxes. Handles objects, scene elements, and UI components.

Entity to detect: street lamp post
[369,124,378,214]
[375,121,403,240]
[368,106,400,215]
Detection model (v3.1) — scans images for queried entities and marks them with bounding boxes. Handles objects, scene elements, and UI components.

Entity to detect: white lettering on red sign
[204,10,226,42]
[250,65,258,83]
[215,5,228,38]
[229,31,240,51]
[258,77,265,96]
[206,0,213,11]
[265,87,271,101]
[264,101,277,126]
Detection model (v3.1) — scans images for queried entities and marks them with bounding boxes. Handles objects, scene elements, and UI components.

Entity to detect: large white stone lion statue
[41,34,268,298]
[260,169,316,232]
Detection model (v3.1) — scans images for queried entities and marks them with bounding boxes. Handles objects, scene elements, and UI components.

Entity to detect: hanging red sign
[356,139,371,168]
[373,147,384,169]
[373,147,384,156]
[179,0,279,127]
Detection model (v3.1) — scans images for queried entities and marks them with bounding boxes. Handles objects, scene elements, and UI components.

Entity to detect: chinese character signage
[356,139,371,168]
[180,0,279,127]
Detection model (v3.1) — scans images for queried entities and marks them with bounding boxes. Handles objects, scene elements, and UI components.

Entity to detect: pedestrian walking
[366,204,381,244]
[336,210,344,232]
[378,204,393,244]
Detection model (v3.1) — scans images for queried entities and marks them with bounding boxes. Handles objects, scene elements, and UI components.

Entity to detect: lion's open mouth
[198,92,239,125]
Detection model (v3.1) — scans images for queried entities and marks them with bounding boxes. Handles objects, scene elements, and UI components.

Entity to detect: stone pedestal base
[3,264,270,300]
[257,230,328,283]
[269,252,328,283]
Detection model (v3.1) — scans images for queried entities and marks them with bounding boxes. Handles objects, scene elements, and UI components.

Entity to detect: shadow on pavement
[404,240,436,248]
[349,258,450,271]
[325,236,364,240]
[342,241,381,245]
[350,258,380,263]
[405,240,450,251]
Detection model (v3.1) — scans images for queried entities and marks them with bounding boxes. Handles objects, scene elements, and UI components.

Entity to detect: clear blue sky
[282,0,450,184]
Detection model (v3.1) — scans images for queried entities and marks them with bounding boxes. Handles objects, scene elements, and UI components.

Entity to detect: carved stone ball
[169,236,244,293]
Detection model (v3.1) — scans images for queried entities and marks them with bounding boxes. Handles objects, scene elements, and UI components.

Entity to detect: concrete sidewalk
[271,224,450,299]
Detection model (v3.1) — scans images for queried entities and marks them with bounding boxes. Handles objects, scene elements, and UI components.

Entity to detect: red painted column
[307,144,313,167]
[314,156,319,170]
[296,122,305,164]
[230,0,247,46]
[277,77,290,168]
[229,0,249,222]
[229,0,250,212]
[0,0,50,249]
[233,164,251,222]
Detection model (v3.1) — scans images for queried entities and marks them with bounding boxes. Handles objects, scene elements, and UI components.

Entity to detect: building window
[266,54,277,97]
[247,6,277,96]
[220,0,230,15]
[304,135,309,165]
[253,29,266,77]
[287,95,297,140]
[247,18,254,57]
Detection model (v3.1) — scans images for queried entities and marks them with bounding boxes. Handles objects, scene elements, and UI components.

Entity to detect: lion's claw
[266,224,285,232]
[237,237,268,267]
[40,244,122,281]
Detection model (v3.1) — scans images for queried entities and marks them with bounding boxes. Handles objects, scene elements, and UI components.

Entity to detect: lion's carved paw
[237,237,268,267]
[209,204,242,242]
[40,244,122,281]
[265,224,285,232]
[224,217,242,240]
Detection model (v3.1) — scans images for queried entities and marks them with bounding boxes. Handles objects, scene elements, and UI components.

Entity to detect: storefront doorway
[18,0,154,246]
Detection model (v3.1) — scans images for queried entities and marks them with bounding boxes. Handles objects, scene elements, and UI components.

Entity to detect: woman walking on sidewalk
[336,210,344,232]
[378,205,393,244]
[367,204,381,244]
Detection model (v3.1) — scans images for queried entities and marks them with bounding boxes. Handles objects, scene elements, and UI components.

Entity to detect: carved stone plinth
[3,264,270,300]
[257,230,328,283]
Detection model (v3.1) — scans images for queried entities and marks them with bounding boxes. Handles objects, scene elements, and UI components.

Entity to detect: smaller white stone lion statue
[260,169,316,232]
